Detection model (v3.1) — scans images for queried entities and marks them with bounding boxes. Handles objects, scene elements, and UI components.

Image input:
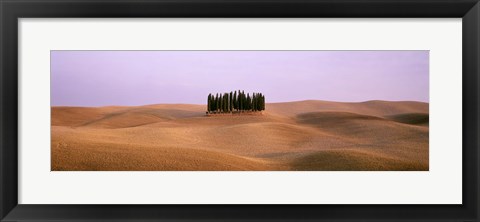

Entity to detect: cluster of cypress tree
[207,90,265,114]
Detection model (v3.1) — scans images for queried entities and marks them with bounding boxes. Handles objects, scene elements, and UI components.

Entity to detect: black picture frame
[1,0,479,221]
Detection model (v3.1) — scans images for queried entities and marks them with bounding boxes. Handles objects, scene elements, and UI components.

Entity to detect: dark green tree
[233,91,237,111]
[222,93,227,113]
[229,91,233,112]
[207,94,211,113]
[252,93,255,111]
[261,94,265,110]
[242,90,246,112]
[220,94,224,113]
[237,90,241,111]
[226,93,229,112]
[207,91,265,113]
[216,93,219,113]
[238,90,242,111]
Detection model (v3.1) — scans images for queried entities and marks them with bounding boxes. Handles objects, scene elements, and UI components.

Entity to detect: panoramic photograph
[51,50,429,171]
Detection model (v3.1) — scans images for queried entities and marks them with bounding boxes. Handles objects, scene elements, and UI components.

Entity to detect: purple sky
[51,51,429,106]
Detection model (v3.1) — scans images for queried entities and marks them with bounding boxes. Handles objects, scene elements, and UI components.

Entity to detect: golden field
[51,100,428,171]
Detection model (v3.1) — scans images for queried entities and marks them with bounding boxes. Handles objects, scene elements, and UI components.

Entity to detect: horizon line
[51,99,429,108]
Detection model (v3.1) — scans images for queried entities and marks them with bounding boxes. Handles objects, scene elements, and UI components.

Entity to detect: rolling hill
[51,100,429,171]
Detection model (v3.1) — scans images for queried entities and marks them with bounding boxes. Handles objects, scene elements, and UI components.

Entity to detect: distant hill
[266,100,428,117]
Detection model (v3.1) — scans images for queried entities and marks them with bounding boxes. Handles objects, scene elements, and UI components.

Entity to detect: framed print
[1,0,479,221]
[49,50,430,172]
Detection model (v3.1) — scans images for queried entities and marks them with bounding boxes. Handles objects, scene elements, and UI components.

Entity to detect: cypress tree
[239,90,242,111]
[255,94,258,111]
[216,93,219,113]
[255,93,260,111]
[245,92,248,111]
[243,91,246,111]
[210,94,213,113]
[225,93,228,113]
[211,94,215,113]
[242,90,245,112]
[256,93,260,111]
[226,93,229,112]
[259,94,262,111]
[258,93,261,111]
[223,93,227,113]
[227,93,230,112]
[222,93,225,113]
[207,94,211,113]
[212,94,215,113]
[219,94,223,113]
[252,93,256,111]
[238,90,243,111]
[245,93,248,111]
[262,94,265,110]
[237,90,241,111]
[238,90,242,111]
[220,94,224,113]
[229,91,233,112]
[233,91,237,111]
